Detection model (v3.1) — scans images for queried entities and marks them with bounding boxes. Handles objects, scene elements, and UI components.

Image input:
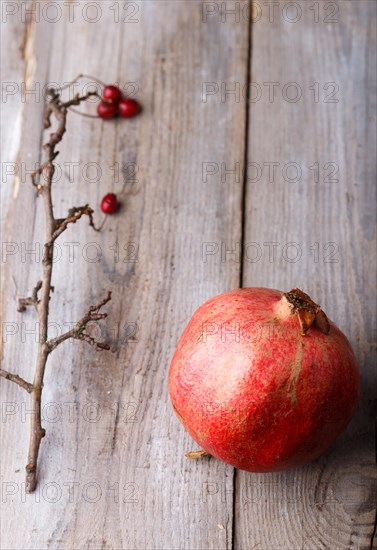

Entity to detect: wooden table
[1,1,376,548]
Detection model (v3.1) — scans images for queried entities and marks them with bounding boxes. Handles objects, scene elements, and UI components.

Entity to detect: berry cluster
[97,84,141,120]
[91,80,140,220]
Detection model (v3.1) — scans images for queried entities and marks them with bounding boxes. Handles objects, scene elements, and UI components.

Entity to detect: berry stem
[92,215,108,232]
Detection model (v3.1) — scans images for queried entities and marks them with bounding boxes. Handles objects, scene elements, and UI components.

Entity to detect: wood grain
[236,1,377,549]
[1,1,249,548]
[1,1,376,549]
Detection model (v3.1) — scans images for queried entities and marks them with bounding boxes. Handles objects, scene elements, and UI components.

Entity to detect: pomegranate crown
[283,288,330,336]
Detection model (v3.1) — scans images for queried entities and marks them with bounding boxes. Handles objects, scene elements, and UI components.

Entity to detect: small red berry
[118,98,141,118]
[100,193,119,214]
[97,101,117,119]
[102,85,122,104]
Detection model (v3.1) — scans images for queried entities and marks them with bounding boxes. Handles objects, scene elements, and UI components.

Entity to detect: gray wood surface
[237,2,377,549]
[1,1,375,549]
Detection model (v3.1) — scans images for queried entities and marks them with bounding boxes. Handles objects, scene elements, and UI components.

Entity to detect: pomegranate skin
[168,288,360,472]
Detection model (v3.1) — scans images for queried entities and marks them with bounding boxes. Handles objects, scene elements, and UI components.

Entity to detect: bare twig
[17,297,36,312]
[17,281,42,312]
[3,85,111,493]
[0,370,33,393]
[49,205,99,244]
[47,292,112,352]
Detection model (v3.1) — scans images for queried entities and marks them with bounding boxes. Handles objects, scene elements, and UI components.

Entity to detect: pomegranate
[169,288,360,471]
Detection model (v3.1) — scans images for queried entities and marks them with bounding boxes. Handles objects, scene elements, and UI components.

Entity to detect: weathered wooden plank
[236,1,377,549]
[1,2,250,548]
[0,3,27,234]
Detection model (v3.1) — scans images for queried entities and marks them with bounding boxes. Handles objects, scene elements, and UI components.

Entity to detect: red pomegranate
[168,288,360,471]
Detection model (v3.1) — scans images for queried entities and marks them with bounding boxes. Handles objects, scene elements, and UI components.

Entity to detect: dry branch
[2,86,111,493]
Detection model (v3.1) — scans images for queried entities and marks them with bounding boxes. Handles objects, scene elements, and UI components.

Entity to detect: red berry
[97,101,117,119]
[100,193,118,214]
[102,85,122,103]
[118,98,141,118]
